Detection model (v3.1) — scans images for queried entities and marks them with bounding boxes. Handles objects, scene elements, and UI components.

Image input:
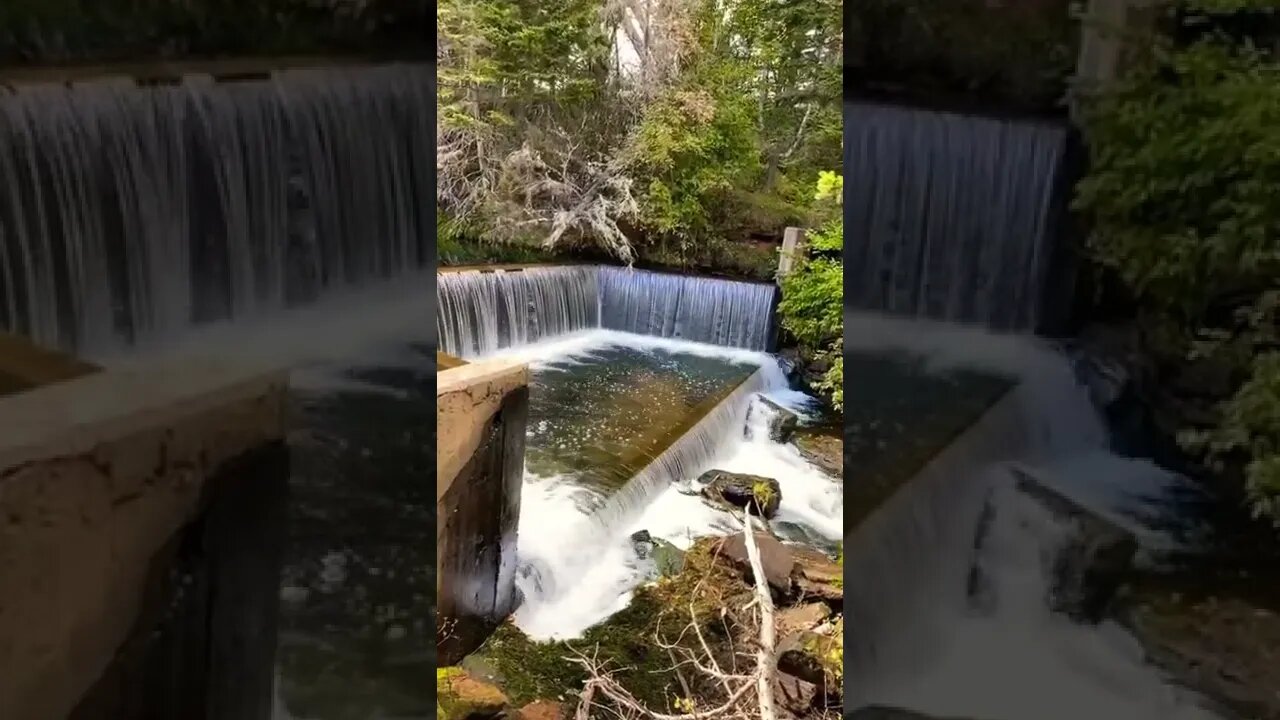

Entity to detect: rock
[437,667,509,720]
[791,429,842,480]
[791,545,843,604]
[698,469,782,518]
[630,529,654,558]
[714,532,797,596]
[747,396,799,443]
[516,700,566,720]
[774,672,818,714]
[1011,467,1138,623]
[651,538,686,577]
[777,631,840,690]
[777,602,830,636]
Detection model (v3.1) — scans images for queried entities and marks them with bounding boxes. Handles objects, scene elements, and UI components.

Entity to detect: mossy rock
[437,667,509,720]
[467,539,742,709]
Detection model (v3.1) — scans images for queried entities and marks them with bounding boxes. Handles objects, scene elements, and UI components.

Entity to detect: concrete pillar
[778,226,807,282]
[0,357,289,720]
[1072,0,1164,116]
[436,358,529,664]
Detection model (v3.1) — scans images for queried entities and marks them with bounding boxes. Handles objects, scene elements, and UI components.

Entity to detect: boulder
[748,396,799,443]
[777,602,831,636]
[437,667,509,720]
[630,529,686,577]
[775,672,818,715]
[698,469,782,518]
[516,700,566,720]
[1010,467,1138,623]
[789,544,843,605]
[791,429,842,480]
[777,631,841,691]
[714,532,797,596]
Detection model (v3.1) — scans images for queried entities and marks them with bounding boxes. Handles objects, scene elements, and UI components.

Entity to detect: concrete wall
[436,358,528,665]
[0,355,289,720]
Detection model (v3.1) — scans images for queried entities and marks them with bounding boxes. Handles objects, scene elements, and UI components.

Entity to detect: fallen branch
[741,513,777,720]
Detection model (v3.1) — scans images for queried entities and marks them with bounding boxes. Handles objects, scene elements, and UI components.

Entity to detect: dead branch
[741,513,778,720]
[569,512,786,720]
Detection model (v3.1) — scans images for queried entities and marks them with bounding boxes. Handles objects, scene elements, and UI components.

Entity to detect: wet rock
[777,602,830,635]
[516,700,566,720]
[1011,467,1138,623]
[774,520,843,558]
[791,429,842,480]
[437,667,509,720]
[775,672,818,714]
[714,532,796,596]
[652,538,686,578]
[698,470,782,518]
[748,396,799,443]
[630,529,654,558]
[777,631,841,691]
[791,545,844,605]
[631,529,686,577]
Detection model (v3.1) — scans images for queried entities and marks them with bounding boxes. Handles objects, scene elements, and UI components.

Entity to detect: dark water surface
[273,342,437,720]
[525,343,757,488]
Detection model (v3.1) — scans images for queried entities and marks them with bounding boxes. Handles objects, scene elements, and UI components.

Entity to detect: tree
[1074,1,1280,524]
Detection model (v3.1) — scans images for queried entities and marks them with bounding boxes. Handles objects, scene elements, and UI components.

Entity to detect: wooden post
[1071,0,1163,118]
[777,227,806,283]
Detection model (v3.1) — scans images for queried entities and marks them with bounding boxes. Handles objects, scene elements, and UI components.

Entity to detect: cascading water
[840,313,1221,719]
[844,101,1067,331]
[435,265,779,356]
[599,266,778,350]
[436,266,599,358]
[0,63,433,354]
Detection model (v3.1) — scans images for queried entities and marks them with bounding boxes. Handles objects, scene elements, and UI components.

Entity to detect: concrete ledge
[0,355,288,720]
[0,332,98,396]
[436,357,529,663]
[437,358,529,499]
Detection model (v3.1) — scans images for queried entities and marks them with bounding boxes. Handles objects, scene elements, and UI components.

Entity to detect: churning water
[436,265,779,357]
[844,101,1067,331]
[504,333,844,638]
[0,64,434,354]
[840,313,1222,720]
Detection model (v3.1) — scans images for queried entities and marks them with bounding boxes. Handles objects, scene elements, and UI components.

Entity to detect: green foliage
[1184,353,1280,525]
[1075,40,1280,320]
[0,0,425,63]
[1076,6,1280,525]
[778,175,844,410]
[849,0,1077,110]
[627,62,764,254]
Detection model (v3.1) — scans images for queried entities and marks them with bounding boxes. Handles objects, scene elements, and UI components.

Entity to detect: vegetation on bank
[778,173,844,410]
[1074,0,1280,524]
[0,0,426,64]
[436,0,841,272]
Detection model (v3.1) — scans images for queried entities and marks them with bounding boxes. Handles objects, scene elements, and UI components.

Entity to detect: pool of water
[525,342,757,490]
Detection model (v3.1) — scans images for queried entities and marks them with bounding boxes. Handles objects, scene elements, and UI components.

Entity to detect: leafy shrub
[1075,5,1280,523]
[778,172,843,410]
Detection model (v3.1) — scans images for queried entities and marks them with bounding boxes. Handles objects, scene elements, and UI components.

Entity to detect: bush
[1075,5,1280,524]
[778,172,843,410]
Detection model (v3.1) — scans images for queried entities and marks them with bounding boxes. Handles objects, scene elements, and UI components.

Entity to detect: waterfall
[436,266,599,358]
[594,367,779,532]
[599,267,777,350]
[844,101,1067,331]
[434,265,779,356]
[839,317,1218,719]
[0,63,434,354]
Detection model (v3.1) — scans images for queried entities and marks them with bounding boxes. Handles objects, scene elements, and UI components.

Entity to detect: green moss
[470,539,741,708]
[437,666,508,720]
